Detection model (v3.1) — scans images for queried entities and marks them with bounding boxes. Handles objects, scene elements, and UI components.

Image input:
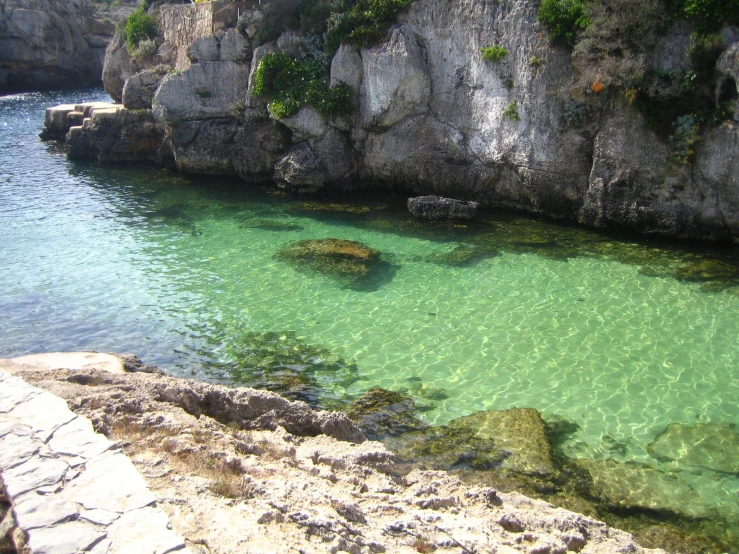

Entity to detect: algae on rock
[275,238,396,291]
[227,330,360,409]
[647,421,739,474]
[344,387,427,441]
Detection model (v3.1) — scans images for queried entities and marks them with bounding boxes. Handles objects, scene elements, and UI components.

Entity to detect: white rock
[7,391,76,442]
[47,415,115,461]
[62,450,156,513]
[107,507,186,554]
[330,44,362,90]
[359,26,431,129]
[3,456,69,497]
[13,493,78,530]
[26,520,107,554]
[0,432,39,469]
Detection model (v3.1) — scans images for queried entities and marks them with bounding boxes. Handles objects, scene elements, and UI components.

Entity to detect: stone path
[0,369,188,554]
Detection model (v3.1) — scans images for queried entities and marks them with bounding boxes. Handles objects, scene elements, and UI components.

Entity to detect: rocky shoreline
[0,352,670,554]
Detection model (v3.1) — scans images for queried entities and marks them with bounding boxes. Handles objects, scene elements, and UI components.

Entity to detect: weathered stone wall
[158,1,251,70]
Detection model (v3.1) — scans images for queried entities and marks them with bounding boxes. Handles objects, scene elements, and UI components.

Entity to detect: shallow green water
[2,91,739,544]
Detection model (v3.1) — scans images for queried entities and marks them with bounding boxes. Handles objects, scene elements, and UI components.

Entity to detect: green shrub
[480,45,508,61]
[253,52,354,118]
[665,0,739,33]
[122,6,158,49]
[538,0,589,46]
[130,38,157,65]
[529,54,545,67]
[324,0,414,54]
[502,100,520,121]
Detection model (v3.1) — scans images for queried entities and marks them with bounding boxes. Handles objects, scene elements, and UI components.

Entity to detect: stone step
[0,369,190,554]
[66,111,85,127]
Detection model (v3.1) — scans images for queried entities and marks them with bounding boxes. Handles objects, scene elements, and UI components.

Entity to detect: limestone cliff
[0,0,116,93]
[91,0,739,242]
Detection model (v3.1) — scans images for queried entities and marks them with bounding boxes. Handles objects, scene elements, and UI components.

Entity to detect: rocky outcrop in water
[408,196,480,220]
[0,0,115,93]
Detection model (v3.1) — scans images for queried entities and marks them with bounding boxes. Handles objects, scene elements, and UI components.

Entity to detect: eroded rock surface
[3,357,667,554]
[0,0,113,93]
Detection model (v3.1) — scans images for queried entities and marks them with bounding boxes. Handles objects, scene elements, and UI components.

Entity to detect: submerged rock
[647,421,739,474]
[578,459,711,520]
[275,238,394,291]
[344,388,427,441]
[408,196,479,221]
[228,331,359,410]
[387,408,557,477]
[674,259,739,286]
[426,245,499,267]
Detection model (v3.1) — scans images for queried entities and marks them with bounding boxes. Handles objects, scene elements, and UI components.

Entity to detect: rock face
[0,0,113,93]
[58,0,739,242]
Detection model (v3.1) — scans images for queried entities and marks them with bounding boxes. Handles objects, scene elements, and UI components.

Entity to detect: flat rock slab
[0,352,126,375]
[648,421,739,474]
[0,368,187,554]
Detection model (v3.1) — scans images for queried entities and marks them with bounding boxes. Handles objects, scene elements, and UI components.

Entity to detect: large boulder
[275,238,391,291]
[408,195,479,220]
[122,66,170,110]
[0,0,113,93]
[386,408,558,477]
[274,143,326,193]
[578,459,711,519]
[153,61,250,124]
[102,27,137,103]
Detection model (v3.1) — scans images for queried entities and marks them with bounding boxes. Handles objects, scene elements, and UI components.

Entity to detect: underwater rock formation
[577,459,712,520]
[275,238,390,290]
[227,331,359,409]
[426,245,499,267]
[344,387,427,441]
[648,421,739,474]
[674,260,739,288]
[387,408,557,477]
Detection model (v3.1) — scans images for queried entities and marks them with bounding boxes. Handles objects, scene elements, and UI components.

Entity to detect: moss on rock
[275,238,395,290]
[344,387,427,441]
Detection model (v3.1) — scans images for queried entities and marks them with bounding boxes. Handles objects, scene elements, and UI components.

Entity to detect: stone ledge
[0,369,188,554]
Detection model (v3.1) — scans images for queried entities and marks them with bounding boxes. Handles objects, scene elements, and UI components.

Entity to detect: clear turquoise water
[2,91,739,533]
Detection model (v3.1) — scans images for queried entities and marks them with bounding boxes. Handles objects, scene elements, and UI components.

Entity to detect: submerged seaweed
[227,331,360,409]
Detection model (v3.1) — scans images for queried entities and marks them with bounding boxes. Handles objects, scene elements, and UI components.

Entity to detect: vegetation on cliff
[121,3,158,49]
[539,0,738,162]
[252,0,414,118]
[253,52,354,118]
